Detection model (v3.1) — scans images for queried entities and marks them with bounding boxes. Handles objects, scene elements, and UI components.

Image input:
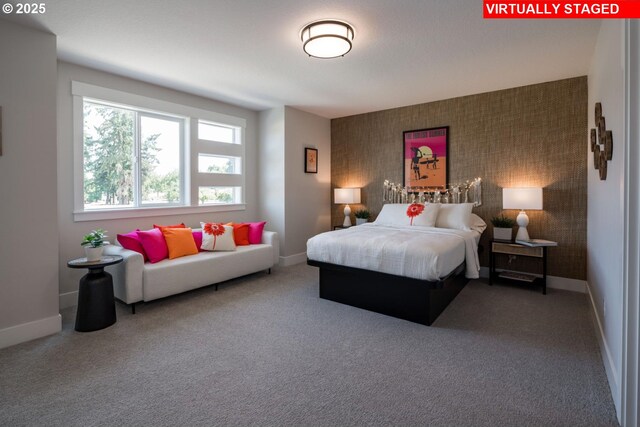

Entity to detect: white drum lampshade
[503,187,543,241]
[334,188,361,227]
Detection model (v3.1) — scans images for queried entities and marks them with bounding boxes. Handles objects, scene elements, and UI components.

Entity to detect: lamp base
[515,226,530,241]
[515,210,530,241]
[343,204,352,227]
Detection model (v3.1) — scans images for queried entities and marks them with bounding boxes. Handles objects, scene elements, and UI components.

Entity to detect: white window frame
[72,81,246,222]
[195,119,245,206]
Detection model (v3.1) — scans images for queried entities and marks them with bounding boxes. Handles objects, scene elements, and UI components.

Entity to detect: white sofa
[104,230,279,312]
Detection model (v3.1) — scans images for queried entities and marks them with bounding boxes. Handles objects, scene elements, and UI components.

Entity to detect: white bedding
[306,223,481,281]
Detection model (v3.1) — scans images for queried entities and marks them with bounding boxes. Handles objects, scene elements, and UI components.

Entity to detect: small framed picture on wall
[305,147,318,173]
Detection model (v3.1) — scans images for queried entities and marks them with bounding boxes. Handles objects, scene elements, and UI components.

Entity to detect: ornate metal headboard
[382,177,482,207]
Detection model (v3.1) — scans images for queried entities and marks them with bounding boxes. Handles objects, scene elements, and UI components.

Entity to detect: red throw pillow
[136,228,169,263]
[116,229,148,262]
[230,223,250,246]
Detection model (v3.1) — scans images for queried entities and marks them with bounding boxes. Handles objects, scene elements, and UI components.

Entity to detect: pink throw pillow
[245,221,267,244]
[136,228,169,263]
[117,229,148,262]
[192,230,204,252]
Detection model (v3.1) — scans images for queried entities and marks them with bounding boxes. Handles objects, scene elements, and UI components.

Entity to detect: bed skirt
[307,260,468,326]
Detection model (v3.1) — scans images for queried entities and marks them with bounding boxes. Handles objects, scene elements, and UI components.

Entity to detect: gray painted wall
[283,107,331,257]
[587,20,624,421]
[258,106,331,262]
[0,21,59,344]
[258,107,286,256]
[57,62,261,300]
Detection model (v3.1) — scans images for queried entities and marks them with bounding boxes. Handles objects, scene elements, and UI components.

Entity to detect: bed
[307,179,484,326]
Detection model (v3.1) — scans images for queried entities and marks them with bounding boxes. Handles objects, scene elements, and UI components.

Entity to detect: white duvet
[306,224,481,281]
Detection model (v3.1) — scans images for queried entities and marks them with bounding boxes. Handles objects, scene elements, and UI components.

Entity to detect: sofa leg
[268,268,271,275]
[215,284,218,291]
[131,303,136,315]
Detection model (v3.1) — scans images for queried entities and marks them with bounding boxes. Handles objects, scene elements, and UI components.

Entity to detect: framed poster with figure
[305,147,318,173]
[403,126,449,189]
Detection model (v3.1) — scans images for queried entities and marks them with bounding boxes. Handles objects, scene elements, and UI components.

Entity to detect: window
[196,119,244,206]
[199,186,242,205]
[198,154,241,174]
[72,82,247,221]
[198,121,238,144]
[82,100,185,210]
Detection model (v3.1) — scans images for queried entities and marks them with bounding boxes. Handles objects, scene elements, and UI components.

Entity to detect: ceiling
[5,0,601,118]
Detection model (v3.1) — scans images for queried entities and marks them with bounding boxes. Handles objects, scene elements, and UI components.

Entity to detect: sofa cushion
[192,230,204,252]
[142,245,274,301]
[201,223,236,251]
[228,223,250,246]
[137,228,169,263]
[117,229,148,262]
[162,227,198,259]
[246,221,267,244]
[153,222,186,230]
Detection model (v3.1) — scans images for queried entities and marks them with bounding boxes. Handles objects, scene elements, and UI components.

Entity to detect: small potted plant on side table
[354,209,371,225]
[490,215,515,242]
[81,229,108,261]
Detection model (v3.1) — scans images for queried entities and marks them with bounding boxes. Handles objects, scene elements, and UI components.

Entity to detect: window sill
[73,204,246,222]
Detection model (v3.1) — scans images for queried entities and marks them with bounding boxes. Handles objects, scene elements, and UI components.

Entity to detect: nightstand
[333,225,350,230]
[489,240,549,294]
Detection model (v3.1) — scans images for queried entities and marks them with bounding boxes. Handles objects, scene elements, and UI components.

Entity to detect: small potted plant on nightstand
[81,229,108,261]
[490,215,515,242]
[354,209,371,225]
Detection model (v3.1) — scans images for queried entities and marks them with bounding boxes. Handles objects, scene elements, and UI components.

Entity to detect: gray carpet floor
[0,264,618,426]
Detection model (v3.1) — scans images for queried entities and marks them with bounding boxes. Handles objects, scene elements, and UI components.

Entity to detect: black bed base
[307,260,468,326]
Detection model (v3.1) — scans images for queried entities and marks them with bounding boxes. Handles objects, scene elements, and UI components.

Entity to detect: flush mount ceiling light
[300,19,355,59]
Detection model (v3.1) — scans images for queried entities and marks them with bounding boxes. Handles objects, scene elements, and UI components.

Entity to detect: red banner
[483,1,640,18]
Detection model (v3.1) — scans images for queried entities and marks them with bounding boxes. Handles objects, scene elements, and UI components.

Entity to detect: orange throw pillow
[154,223,186,230]
[225,222,250,246]
[161,227,198,259]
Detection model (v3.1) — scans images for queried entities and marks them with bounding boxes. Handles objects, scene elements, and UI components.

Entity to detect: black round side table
[67,255,123,332]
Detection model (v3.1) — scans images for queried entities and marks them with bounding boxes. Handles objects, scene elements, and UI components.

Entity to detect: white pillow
[373,203,440,227]
[469,213,487,234]
[200,223,236,251]
[373,204,407,225]
[435,203,474,230]
[411,204,440,227]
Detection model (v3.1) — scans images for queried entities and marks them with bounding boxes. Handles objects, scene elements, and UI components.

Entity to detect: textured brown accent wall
[331,77,587,280]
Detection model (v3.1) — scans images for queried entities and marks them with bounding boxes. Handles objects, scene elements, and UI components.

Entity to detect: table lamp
[334,188,361,227]
[502,187,543,241]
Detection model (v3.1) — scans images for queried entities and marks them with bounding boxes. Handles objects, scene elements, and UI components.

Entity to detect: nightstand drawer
[492,242,543,258]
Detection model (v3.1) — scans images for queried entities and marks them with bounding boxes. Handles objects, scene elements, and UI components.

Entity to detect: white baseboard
[546,275,587,293]
[0,314,62,350]
[279,252,307,267]
[59,291,78,309]
[586,284,621,412]
[479,267,587,293]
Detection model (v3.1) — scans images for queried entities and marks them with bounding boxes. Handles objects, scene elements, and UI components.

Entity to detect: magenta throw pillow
[116,229,148,262]
[136,228,169,263]
[192,230,204,252]
[245,221,267,244]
